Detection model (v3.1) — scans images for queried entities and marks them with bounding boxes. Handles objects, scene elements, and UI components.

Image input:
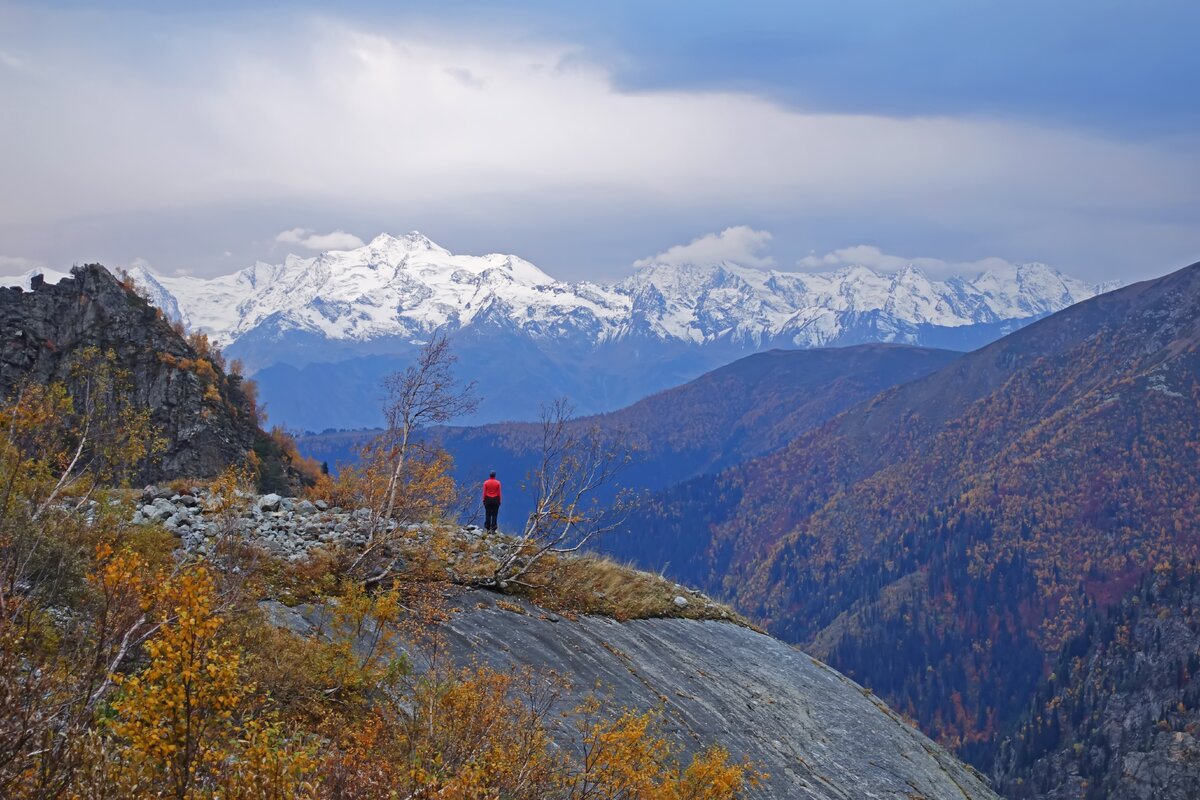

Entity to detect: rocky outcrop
[268,591,998,800]
[0,265,284,485]
[994,570,1200,800]
[129,487,998,798]
[131,484,374,559]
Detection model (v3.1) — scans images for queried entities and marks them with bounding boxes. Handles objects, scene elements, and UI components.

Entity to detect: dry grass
[395,527,751,625]
[114,487,751,629]
[520,552,752,625]
[296,525,753,626]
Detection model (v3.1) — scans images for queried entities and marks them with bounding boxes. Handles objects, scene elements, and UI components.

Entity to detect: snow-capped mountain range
[5,232,1114,428]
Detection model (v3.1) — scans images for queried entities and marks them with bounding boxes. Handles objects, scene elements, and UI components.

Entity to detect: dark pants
[484,498,500,531]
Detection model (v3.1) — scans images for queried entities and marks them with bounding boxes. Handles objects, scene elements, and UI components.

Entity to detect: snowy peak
[619,257,1107,342]
[369,230,432,248]
[4,235,1115,370]
[117,233,628,348]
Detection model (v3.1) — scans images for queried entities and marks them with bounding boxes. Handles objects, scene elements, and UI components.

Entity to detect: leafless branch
[350,332,476,575]
[483,399,632,587]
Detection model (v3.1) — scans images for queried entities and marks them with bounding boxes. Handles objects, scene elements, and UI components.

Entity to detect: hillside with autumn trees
[614,260,1200,779]
[300,344,961,527]
[992,565,1200,800]
[0,264,1000,799]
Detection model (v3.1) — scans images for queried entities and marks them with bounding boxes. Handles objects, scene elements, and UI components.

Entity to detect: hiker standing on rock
[482,471,502,532]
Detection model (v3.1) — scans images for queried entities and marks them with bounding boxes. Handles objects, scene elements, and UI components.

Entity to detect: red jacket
[482,478,502,502]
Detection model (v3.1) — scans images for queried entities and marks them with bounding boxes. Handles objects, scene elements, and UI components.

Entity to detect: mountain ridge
[609,258,1200,767]
[5,234,1113,429]
[4,233,1111,368]
[0,264,306,489]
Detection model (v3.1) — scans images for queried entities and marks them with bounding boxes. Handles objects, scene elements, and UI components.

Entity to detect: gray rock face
[268,592,998,800]
[0,265,270,482]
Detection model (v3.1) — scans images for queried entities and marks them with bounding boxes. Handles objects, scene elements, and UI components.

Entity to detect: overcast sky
[1,1,1198,283]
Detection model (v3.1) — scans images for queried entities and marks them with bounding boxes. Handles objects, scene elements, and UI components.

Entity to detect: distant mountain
[402,344,959,526]
[6,233,1111,429]
[611,260,1200,770]
[297,344,961,522]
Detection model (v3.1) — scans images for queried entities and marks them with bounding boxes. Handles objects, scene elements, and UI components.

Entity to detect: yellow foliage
[206,460,257,514]
[109,567,246,795]
[108,566,316,799]
[329,437,456,524]
[570,700,760,799]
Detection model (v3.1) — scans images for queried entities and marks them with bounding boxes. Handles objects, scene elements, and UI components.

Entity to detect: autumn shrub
[270,426,325,487]
[330,440,457,522]
[0,376,758,800]
[103,565,317,799]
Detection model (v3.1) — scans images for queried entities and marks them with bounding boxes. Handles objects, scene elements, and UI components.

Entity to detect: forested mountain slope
[614,260,1200,763]
[993,567,1200,800]
[300,344,961,525]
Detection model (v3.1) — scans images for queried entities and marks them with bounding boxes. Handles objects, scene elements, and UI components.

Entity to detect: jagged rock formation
[267,591,999,800]
[0,265,290,486]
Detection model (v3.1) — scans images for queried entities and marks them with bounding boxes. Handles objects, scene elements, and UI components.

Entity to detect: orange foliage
[330,439,457,522]
[270,427,324,488]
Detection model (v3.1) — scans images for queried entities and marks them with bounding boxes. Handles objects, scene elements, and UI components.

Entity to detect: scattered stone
[141,502,173,522]
[314,500,328,511]
[296,500,316,514]
[673,596,689,609]
[257,493,282,512]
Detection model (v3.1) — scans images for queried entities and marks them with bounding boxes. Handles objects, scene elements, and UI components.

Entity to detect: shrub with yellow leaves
[107,566,316,799]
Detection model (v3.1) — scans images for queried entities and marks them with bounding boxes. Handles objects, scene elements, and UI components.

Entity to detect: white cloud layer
[275,228,365,251]
[798,245,1019,277]
[635,226,774,268]
[0,255,44,273]
[0,10,1197,281]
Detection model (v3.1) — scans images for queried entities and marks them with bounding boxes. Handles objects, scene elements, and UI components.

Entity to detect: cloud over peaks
[635,227,774,269]
[276,228,365,252]
[798,245,1020,278]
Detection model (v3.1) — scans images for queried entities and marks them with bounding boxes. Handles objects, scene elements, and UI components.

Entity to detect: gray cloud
[0,9,1196,283]
[0,255,45,273]
[798,246,1019,278]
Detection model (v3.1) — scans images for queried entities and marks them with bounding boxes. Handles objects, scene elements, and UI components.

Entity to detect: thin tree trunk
[382,422,410,522]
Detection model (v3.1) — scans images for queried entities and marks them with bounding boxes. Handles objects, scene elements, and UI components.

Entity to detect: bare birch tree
[351,332,476,577]
[486,398,632,588]
[379,332,477,521]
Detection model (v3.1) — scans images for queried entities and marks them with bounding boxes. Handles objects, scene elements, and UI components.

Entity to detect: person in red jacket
[482,471,502,532]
